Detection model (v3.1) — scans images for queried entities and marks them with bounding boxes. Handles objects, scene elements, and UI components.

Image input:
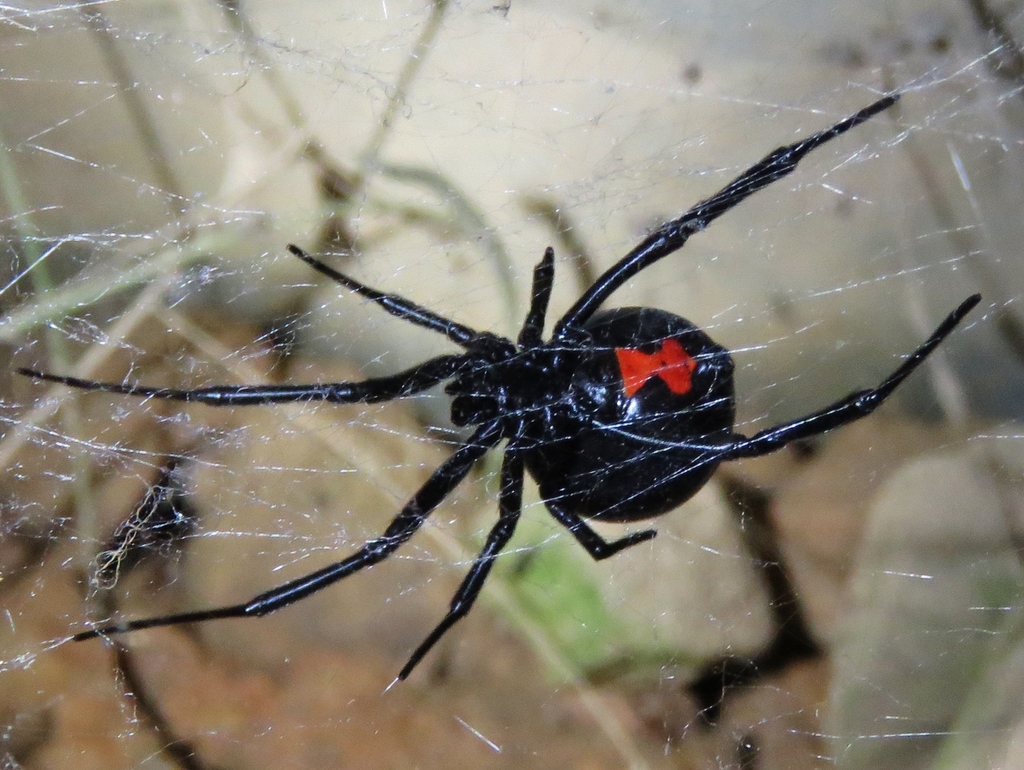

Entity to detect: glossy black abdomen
[526,307,736,522]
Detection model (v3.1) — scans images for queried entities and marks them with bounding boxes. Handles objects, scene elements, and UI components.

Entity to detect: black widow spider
[21,93,980,681]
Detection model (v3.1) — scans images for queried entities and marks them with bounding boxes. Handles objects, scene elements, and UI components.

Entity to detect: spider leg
[720,294,980,460]
[397,446,525,680]
[556,93,900,333]
[545,498,657,560]
[18,354,466,406]
[287,244,478,347]
[72,421,502,643]
[517,247,555,348]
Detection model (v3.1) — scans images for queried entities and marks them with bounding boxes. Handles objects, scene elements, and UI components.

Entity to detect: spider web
[0,1,1021,768]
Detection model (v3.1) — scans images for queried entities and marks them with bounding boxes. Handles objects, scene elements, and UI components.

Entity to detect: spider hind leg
[398,448,525,680]
[73,422,503,681]
[545,498,657,560]
[722,293,981,459]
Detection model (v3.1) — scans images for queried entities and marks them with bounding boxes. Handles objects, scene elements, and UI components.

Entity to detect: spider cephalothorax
[20,92,980,680]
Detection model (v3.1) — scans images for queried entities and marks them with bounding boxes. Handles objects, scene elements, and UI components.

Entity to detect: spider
[20,92,980,682]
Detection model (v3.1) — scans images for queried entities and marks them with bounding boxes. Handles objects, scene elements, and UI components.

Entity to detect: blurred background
[1,1,1023,768]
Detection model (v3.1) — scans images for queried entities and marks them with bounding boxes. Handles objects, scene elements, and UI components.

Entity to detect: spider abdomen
[526,308,736,522]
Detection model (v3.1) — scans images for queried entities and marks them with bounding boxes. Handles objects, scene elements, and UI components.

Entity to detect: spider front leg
[721,293,981,460]
[518,247,555,348]
[18,355,466,406]
[287,244,478,346]
[21,241,494,405]
[72,422,502,645]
